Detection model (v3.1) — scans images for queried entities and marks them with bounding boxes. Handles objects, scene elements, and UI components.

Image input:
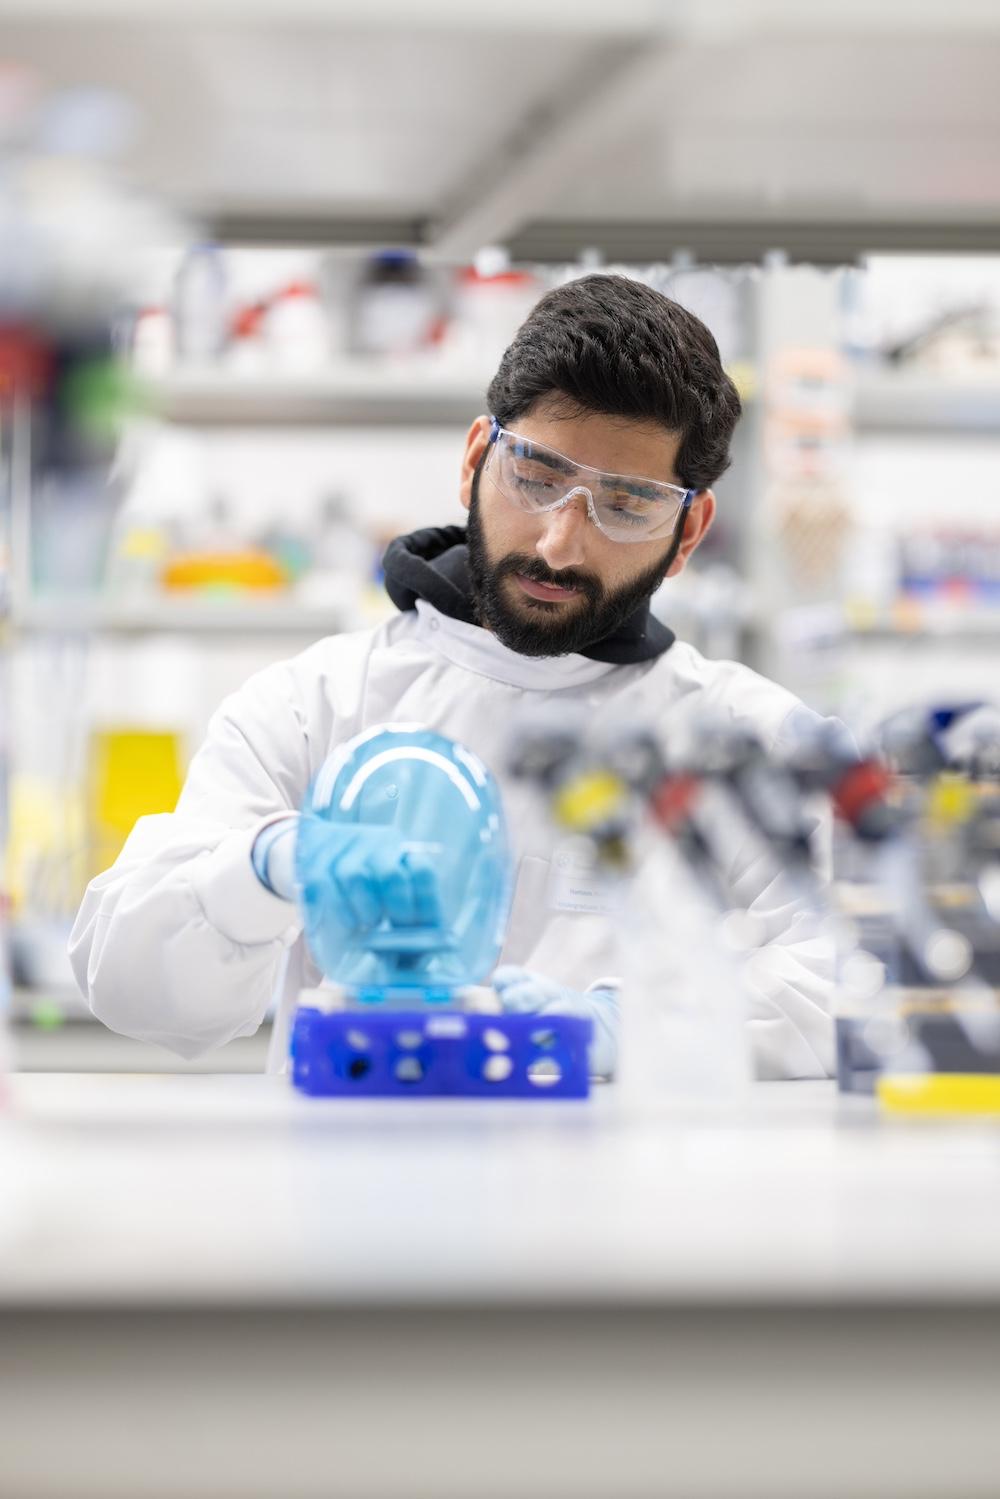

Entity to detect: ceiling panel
[0,17,998,253]
[0,21,598,214]
[548,37,1000,221]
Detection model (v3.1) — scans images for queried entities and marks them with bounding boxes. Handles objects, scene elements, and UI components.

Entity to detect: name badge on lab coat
[548,838,616,916]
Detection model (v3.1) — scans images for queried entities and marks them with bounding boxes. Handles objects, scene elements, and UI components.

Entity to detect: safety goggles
[484,417,695,545]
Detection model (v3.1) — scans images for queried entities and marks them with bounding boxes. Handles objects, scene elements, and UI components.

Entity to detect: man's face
[460,397,715,658]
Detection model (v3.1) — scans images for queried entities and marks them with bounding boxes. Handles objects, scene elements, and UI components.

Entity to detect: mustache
[493,553,603,604]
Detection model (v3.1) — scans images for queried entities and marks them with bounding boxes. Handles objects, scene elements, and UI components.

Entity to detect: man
[70,274,835,1080]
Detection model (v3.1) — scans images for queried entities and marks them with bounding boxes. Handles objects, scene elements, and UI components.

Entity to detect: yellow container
[161,551,287,592]
[87,728,184,879]
[877,1073,1000,1117]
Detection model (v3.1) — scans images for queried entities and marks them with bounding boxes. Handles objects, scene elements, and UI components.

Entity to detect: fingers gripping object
[492,966,619,1080]
[289,725,593,1097]
[297,822,443,944]
[294,725,509,992]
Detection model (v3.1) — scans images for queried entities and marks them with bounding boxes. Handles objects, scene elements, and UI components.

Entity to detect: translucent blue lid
[296,724,511,994]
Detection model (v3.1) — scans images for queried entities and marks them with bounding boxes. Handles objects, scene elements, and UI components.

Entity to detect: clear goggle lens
[485,423,693,544]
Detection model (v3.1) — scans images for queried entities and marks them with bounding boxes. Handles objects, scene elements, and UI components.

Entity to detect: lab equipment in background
[290,725,591,1098]
[0,416,9,1067]
[0,104,146,594]
[124,243,545,379]
[161,549,288,595]
[765,347,853,608]
[883,304,1000,376]
[0,311,143,600]
[898,526,1000,609]
[651,561,755,661]
[507,710,753,1106]
[628,713,863,1099]
[631,708,913,1104]
[0,893,9,1091]
[31,461,125,597]
[6,769,86,989]
[86,728,184,880]
[508,707,901,1107]
[161,494,289,595]
[172,243,228,364]
[0,658,9,1091]
[105,457,383,621]
[257,510,313,589]
[103,514,173,602]
[129,305,174,378]
[845,256,1000,377]
[437,259,541,369]
[225,299,268,376]
[349,252,444,359]
[834,702,1000,1113]
[291,491,375,620]
[263,281,329,372]
[0,73,182,997]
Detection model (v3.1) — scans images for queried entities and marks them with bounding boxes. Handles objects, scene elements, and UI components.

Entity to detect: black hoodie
[382,525,675,667]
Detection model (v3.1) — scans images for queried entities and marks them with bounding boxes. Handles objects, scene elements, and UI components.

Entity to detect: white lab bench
[1,1073,1000,1498]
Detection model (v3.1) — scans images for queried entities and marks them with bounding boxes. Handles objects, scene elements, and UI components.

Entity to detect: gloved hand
[492,965,619,1079]
[295,816,443,933]
[251,815,299,900]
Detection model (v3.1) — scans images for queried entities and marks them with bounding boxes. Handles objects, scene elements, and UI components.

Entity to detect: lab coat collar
[382,524,676,666]
[413,600,622,692]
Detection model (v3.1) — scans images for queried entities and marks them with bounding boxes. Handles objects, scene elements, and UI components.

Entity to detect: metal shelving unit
[146,365,490,428]
[8,361,448,637]
[844,615,1000,644]
[854,371,1000,433]
[13,596,354,638]
[778,601,1000,654]
[139,361,1000,440]
[845,372,1000,671]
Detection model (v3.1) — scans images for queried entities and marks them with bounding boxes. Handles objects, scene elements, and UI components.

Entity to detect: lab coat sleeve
[726,704,852,1081]
[729,846,838,1080]
[68,658,314,1058]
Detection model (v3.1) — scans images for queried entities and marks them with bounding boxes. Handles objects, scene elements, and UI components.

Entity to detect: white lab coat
[69,600,838,1078]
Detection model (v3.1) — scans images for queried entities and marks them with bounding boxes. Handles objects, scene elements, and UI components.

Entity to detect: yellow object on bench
[877,1074,1000,1116]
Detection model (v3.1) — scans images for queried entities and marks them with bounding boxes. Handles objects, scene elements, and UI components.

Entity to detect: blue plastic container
[296,724,511,996]
[291,724,591,1100]
[291,1006,592,1099]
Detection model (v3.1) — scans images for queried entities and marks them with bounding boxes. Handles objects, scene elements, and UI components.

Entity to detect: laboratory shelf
[853,371,1000,433]
[778,600,1000,650]
[846,624,1000,644]
[844,605,1000,643]
[145,364,491,427]
[13,597,353,637]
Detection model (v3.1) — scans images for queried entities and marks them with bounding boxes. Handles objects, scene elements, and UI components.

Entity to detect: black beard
[466,467,682,659]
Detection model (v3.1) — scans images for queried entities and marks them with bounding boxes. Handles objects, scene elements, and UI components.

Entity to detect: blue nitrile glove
[492,965,619,1079]
[295,816,443,933]
[251,815,299,900]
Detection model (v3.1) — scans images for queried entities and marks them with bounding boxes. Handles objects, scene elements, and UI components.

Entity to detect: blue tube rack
[291,1006,592,1099]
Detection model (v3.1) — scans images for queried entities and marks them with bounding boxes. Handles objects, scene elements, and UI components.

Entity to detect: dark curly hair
[486,273,741,490]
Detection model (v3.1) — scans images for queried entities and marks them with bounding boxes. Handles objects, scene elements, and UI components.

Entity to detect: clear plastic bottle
[264,280,329,372]
[172,243,228,364]
[350,251,440,358]
[613,824,751,1108]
